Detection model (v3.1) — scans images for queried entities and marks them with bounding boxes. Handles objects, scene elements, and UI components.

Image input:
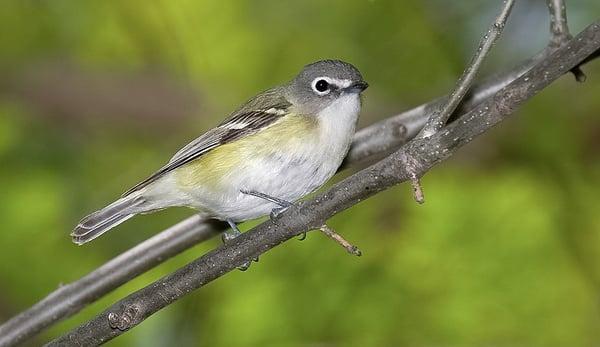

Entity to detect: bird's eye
[311,78,332,95]
[315,79,329,92]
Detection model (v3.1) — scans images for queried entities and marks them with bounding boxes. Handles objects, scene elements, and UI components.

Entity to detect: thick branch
[47,21,600,346]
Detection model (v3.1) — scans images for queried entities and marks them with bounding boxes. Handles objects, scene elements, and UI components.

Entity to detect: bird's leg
[224,219,256,271]
[222,219,242,242]
[240,190,306,240]
[240,190,293,219]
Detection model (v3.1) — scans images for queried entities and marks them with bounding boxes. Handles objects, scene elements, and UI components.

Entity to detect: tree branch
[0,217,224,347]
[548,0,571,45]
[546,0,586,81]
[46,20,600,346]
[413,0,514,202]
[0,4,591,347]
[418,0,514,138]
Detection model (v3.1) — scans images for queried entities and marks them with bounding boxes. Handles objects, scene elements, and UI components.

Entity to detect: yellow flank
[174,114,318,190]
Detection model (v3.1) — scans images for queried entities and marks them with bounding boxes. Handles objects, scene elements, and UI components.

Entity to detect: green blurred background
[1,1,600,346]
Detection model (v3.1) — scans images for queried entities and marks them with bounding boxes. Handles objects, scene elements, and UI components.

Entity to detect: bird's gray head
[286,59,368,114]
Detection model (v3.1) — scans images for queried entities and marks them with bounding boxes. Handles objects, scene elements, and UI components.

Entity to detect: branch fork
[401,0,515,206]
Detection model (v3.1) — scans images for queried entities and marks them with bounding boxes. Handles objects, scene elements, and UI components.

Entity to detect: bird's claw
[224,219,259,271]
[269,206,289,221]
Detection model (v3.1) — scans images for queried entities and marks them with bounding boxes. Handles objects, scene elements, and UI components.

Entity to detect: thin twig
[401,152,425,204]
[547,0,586,81]
[46,22,600,345]
[318,224,362,256]
[410,174,425,204]
[418,0,514,138]
[548,0,570,45]
[410,0,514,203]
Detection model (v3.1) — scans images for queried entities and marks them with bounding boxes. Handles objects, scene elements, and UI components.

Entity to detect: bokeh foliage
[0,1,599,346]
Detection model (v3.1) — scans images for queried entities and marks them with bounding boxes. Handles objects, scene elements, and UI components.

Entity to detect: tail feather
[71,196,144,245]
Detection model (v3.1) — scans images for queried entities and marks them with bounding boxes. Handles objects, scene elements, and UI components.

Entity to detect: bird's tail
[71,195,145,245]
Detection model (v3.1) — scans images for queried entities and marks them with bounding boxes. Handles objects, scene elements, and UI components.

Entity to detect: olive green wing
[122,89,291,196]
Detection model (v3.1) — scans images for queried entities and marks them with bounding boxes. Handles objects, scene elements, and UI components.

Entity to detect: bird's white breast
[170,94,361,222]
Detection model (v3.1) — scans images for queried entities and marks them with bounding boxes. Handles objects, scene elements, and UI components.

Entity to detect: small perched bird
[72,59,368,252]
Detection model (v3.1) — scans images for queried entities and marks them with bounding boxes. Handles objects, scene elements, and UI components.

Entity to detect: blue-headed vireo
[72,59,368,248]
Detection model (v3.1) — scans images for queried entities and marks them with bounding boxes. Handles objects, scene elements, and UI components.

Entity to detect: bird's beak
[345,81,369,93]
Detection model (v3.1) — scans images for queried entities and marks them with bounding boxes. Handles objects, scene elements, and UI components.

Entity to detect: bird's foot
[240,190,290,219]
[224,219,258,271]
[269,205,290,221]
[240,190,306,240]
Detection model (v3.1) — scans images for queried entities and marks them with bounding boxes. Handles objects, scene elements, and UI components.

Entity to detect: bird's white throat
[316,93,361,152]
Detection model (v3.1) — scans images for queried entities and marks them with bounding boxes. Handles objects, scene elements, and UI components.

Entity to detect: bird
[72,59,368,253]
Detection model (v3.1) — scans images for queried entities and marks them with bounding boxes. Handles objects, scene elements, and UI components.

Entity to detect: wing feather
[122,88,291,196]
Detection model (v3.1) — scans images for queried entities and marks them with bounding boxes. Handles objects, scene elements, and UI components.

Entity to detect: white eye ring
[311,77,333,95]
